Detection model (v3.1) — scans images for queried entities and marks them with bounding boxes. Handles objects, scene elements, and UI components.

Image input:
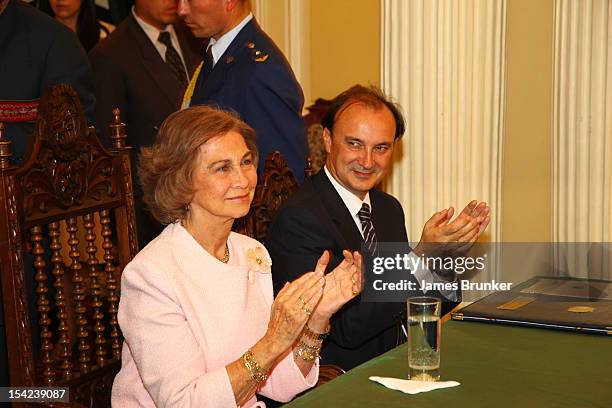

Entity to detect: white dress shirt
[324,166,371,237]
[132,7,188,78]
[207,13,253,66]
[323,166,457,300]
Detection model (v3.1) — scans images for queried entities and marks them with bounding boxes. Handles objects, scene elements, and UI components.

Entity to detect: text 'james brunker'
[371,279,513,292]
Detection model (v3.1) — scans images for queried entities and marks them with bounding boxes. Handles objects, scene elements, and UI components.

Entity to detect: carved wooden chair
[0,84,138,407]
[303,98,332,174]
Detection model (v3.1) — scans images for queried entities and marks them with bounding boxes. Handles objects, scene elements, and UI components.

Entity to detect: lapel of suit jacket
[126,14,182,107]
[198,19,259,98]
[369,190,392,242]
[312,171,364,251]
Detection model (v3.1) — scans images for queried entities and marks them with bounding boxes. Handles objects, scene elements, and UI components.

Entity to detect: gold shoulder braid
[181,61,203,110]
[252,49,269,62]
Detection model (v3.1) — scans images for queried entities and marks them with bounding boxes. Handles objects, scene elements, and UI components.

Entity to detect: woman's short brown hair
[138,106,258,225]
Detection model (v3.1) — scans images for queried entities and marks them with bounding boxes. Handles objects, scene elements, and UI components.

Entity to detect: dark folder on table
[452,276,612,335]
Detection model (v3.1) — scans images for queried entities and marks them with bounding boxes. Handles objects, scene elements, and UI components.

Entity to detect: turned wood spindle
[67,217,90,373]
[49,222,72,380]
[109,108,127,150]
[100,210,121,360]
[30,225,54,385]
[0,123,12,169]
[84,213,107,367]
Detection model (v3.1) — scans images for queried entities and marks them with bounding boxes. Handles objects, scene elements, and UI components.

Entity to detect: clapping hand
[415,200,490,258]
[312,250,362,320]
[266,271,325,352]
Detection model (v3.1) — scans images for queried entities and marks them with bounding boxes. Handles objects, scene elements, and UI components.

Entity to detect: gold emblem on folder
[567,306,595,313]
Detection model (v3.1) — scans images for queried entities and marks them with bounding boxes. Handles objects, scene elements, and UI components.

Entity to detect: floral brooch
[246,247,272,281]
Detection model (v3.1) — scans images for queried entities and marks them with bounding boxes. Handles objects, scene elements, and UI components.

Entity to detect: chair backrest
[0,84,138,407]
[234,151,299,242]
[303,98,332,174]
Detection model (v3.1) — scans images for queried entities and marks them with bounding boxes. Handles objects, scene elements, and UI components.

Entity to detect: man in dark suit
[179,0,308,183]
[266,85,490,370]
[89,0,203,247]
[0,0,95,163]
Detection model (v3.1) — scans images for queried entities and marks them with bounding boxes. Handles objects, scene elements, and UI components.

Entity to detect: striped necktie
[158,31,188,87]
[358,203,378,254]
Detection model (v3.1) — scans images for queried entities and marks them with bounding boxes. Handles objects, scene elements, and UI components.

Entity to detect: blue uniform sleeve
[240,61,308,183]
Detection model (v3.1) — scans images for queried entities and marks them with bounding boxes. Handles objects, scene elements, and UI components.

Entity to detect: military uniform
[185,18,307,183]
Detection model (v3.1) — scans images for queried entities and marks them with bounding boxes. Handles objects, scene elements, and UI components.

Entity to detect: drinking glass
[407,296,441,381]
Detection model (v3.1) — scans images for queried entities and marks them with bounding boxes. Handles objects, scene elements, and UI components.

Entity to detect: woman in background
[38,0,112,51]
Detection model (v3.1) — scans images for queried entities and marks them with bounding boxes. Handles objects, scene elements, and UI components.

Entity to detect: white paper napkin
[369,376,460,394]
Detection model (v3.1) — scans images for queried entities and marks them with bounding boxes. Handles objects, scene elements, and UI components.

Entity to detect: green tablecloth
[285,321,612,407]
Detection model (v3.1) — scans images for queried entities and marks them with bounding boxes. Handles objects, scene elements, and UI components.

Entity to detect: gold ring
[302,306,312,316]
[299,296,307,307]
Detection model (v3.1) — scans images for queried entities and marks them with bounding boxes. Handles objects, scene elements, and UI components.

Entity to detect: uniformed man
[179,0,308,182]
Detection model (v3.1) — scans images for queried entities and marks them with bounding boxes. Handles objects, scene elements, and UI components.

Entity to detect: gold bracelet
[303,324,330,341]
[295,340,321,362]
[242,350,268,384]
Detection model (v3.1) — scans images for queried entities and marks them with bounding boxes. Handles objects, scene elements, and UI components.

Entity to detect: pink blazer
[112,223,318,407]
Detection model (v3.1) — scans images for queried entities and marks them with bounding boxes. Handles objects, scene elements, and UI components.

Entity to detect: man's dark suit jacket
[89,14,203,247]
[189,18,308,183]
[0,0,95,163]
[267,170,460,370]
[266,171,409,370]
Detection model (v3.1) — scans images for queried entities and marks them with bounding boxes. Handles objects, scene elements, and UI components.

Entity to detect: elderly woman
[112,106,362,407]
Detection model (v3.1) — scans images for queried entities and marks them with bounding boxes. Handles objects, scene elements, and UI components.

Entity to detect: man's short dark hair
[321,85,406,140]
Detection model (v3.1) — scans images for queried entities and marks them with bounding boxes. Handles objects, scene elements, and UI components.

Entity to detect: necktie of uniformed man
[201,45,214,79]
[158,31,187,87]
[358,203,378,255]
